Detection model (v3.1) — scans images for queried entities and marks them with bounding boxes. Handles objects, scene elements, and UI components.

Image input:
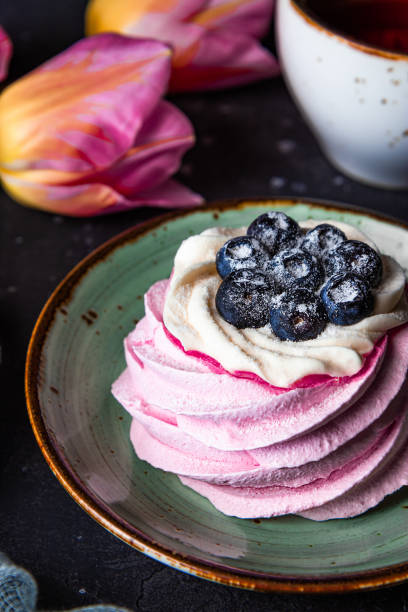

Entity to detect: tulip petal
[85,0,279,92]
[0,26,12,82]
[86,0,207,33]
[108,10,205,69]
[193,0,274,38]
[170,29,279,92]
[99,100,195,194]
[1,175,202,217]
[0,34,202,216]
[0,34,172,176]
[115,178,204,211]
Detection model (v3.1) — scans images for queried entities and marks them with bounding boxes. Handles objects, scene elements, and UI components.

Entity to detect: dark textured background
[1,1,408,610]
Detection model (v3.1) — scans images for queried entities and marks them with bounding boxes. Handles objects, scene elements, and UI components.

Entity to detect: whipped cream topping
[163,220,408,387]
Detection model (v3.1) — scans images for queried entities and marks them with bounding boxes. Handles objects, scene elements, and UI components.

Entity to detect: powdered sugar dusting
[331,280,360,303]
[286,259,309,279]
[230,243,252,259]
[268,211,291,230]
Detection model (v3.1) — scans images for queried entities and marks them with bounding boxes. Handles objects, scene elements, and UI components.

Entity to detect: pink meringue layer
[112,280,408,520]
[179,412,407,518]
[120,280,386,450]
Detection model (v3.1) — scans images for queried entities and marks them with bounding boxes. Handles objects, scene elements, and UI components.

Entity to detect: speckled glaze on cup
[26,199,408,594]
[276,0,408,189]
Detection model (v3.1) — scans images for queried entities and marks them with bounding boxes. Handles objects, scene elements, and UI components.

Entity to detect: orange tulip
[86,0,279,92]
[0,34,202,216]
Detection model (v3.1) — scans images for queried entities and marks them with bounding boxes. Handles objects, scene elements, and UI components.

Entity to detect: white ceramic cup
[276,0,408,189]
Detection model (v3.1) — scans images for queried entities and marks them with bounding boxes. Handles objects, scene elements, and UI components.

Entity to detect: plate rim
[25,196,408,594]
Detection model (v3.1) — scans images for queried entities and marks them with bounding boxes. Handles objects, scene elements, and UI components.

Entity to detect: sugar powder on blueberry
[269,288,328,342]
[215,269,272,329]
[215,212,382,341]
[321,272,374,326]
[301,223,347,257]
[216,235,269,279]
[324,239,382,288]
[264,248,324,293]
[247,211,301,254]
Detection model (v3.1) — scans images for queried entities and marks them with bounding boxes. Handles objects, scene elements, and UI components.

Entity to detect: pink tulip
[0,33,202,216]
[85,0,279,92]
[0,26,12,82]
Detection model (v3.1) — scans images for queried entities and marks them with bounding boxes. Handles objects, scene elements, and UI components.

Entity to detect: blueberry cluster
[215,212,382,341]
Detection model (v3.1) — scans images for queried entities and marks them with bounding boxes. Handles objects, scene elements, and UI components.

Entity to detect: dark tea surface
[304,0,408,54]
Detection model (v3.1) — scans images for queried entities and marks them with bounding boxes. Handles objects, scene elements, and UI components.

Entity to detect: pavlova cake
[112,211,408,520]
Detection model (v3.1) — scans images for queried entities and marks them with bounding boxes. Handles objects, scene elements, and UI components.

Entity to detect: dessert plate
[26,198,408,594]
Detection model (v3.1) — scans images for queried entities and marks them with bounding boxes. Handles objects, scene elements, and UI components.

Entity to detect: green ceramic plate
[26,198,408,594]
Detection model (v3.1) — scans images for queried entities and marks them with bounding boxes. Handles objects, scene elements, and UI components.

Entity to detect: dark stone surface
[1,1,408,610]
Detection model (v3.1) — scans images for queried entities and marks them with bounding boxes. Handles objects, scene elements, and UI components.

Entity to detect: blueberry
[301,224,346,258]
[321,272,374,326]
[215,269,272,328]
[270,288,327,342]
[216,236,269,279]
[324,240,383,288]
[247,211,301,254]
[265,248,324,292]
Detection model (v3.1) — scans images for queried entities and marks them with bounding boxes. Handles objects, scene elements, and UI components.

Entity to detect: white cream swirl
[163,221,408,387]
